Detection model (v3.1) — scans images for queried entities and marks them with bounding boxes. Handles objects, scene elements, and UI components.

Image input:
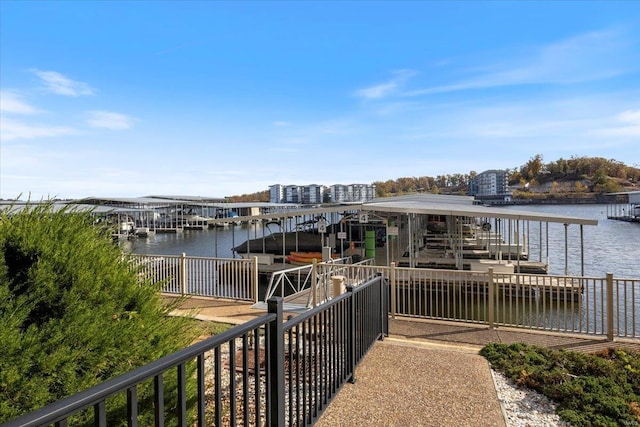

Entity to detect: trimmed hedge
[0,202,199,424]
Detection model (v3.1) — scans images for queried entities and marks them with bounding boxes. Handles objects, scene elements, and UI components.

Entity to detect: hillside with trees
[375,156,639,201]
[229,156,639,202]
[508,155,640,202]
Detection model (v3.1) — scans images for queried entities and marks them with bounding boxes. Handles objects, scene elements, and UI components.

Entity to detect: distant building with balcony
[269,183,375,204]
[330,184,376,203]
[300,184,323,204]
[269,184,326,204]
[269,184,285,203]
[468,170,512,205]
[284,185,301,204]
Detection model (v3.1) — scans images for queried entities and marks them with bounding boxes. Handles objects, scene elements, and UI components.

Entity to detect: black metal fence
[2,276,387,427]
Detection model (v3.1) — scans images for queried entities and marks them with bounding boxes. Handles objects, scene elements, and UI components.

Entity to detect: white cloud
[273,121,291,127]
[32,69,95,96]
[407,28,635,96]
[355,69,417,100]
[0,91,40,114]
[588,109,640,137]
[86,110,136,130]
[619,109,640,124]
[0,117,80,141]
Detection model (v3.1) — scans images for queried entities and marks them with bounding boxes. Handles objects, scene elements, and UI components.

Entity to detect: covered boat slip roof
[211,194,597,226]
[0,201,154,215]
[207,204,360,225]
[77,196,301,210]
[3,194,597,226]
[361,194,598,226]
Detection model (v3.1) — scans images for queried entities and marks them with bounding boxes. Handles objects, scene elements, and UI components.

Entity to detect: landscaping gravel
[491,369,572,427]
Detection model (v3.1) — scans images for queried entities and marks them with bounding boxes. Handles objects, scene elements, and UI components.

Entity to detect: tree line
[374,155,639,197]
[227,156,639,201]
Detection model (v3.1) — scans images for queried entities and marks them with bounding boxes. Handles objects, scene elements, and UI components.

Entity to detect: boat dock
[607,191,640,223]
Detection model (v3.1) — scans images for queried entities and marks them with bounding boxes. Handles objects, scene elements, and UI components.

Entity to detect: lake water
[503,204,639,278]
[123,204,639,279]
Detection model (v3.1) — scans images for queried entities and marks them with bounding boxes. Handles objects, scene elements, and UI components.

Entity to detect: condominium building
[468,170,512,204]
[330,184,376,203]
[269,183,376,204]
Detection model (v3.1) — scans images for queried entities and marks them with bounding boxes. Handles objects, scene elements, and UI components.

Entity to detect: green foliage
[0,202,200,423]
[481,343,640,427]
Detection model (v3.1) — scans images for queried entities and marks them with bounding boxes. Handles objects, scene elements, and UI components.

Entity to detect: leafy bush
[0,202,200,424]
[481,342,640,427]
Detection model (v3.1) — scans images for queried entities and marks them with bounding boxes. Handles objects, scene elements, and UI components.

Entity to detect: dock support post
[253,256,259,304]
[580,225,585,277]
[312,258,318,308]
[564,223,569,276]
[180,252,187,296]
[390,262,396,319]
[606,273,614,342]
[488,267,495,328]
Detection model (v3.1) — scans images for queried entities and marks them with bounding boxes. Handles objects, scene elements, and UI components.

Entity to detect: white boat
[182,214,210,230]
[134,227,154,237]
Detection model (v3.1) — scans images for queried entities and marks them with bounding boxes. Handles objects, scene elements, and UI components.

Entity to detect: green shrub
[481,343,640,427]
[0,202,200,424]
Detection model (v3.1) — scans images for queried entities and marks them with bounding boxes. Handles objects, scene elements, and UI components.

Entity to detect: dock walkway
[167,296,640,427]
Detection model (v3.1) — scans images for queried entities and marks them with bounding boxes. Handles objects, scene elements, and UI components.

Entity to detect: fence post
[379,274,387,339]
[267,297,284,426]
[312,259,318,308]
[606,273,614,342]
[390,262,396,319]
[346,285,357,384]
[253,256,259,304]
[180,252,187,296]
[488,267,495,328]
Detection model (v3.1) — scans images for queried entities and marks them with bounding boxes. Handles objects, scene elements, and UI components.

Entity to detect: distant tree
[227,190,269,202]
[593,175,621,193]
[0,202,199,423]
[323,189,331,203]
[521,154,544,180]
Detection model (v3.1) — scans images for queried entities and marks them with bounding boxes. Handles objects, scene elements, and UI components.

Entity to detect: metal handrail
[3,314,275,427]
[5,276,388,427]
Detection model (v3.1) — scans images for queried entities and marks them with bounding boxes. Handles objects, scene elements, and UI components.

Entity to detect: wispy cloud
[0,118,80,141]
[0,91,40,114]
[86,110,136,130]
[355,69,417,100]
[32,69,95,96]
[588,109,640,137]
[407,29,636,96]
[273,121,291,127]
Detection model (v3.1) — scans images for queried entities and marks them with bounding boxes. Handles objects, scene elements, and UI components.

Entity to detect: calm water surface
[503,204,639,278]
[123,204,639,279]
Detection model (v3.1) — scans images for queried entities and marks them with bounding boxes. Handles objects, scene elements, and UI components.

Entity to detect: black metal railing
[280,275,388,426]
[2,276,387,427]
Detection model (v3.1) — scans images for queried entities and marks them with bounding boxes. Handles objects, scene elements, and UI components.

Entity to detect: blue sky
[1,1,639,200]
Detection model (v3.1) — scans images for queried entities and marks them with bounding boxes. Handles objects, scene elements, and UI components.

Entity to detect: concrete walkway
[166,296,640,427]
[315,338,506,427]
